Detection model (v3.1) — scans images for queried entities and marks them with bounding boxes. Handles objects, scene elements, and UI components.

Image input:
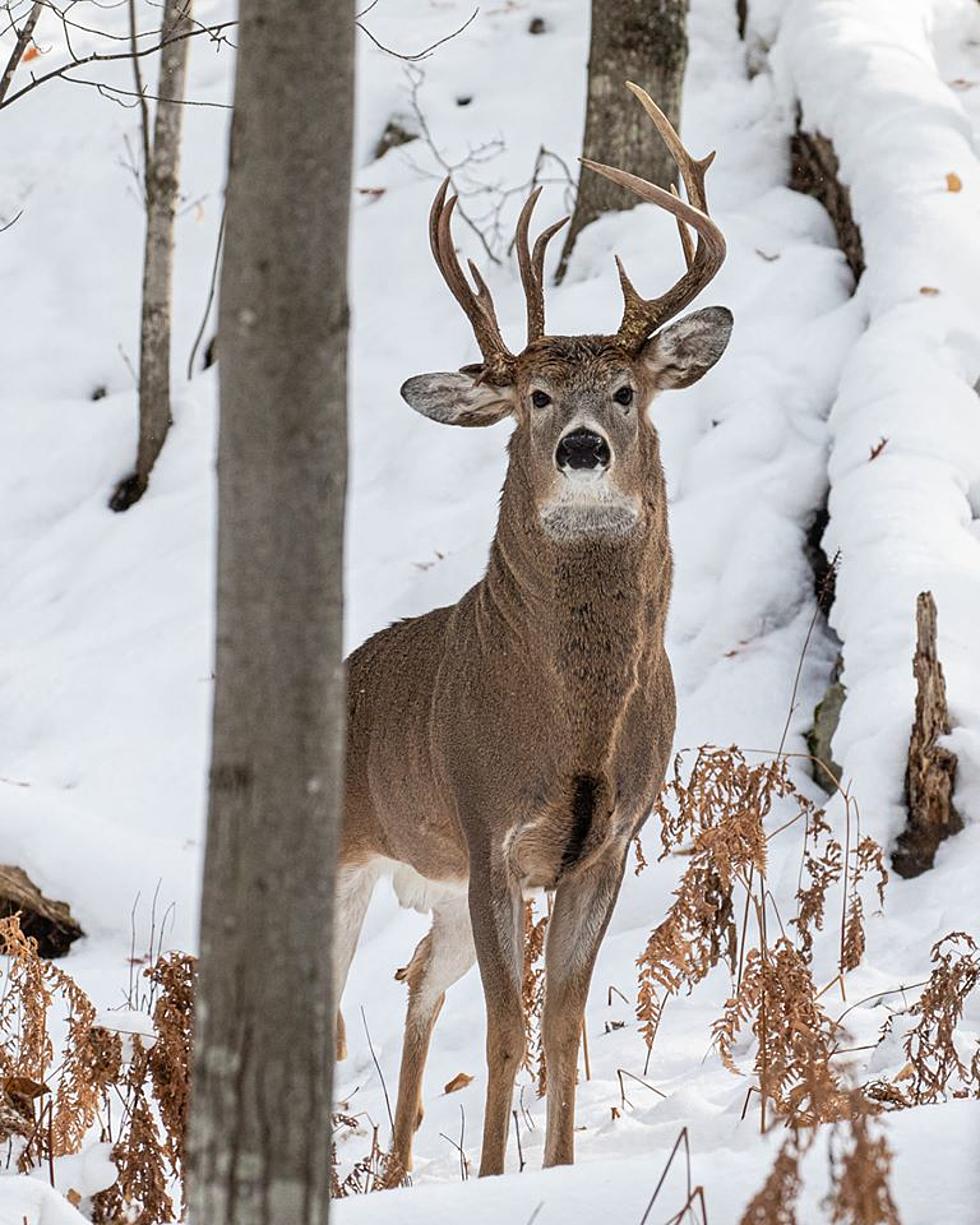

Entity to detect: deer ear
[400,369,517,428]
[639,306,733,390]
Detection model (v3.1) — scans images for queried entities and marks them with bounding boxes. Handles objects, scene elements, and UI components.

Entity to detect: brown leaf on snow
[945,172,962,192]
[918,286,940,296]
[66,1189,82,1207]
[443,1072,474,1094]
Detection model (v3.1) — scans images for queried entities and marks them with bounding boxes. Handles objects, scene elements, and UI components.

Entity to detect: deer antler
[429,178,516,384]
[514,187,569,343]
[580,81,727,351]
[428,178,570,377]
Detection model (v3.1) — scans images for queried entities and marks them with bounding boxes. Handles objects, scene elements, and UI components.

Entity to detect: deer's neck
[478,463,671,769]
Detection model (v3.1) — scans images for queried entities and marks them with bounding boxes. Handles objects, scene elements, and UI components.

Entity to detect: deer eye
[531,390,552,409]
[613,386,634,407]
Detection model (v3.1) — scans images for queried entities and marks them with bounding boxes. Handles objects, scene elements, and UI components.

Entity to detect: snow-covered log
[772,0,980,863]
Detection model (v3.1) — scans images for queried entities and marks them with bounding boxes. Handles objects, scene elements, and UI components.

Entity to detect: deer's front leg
[542,843,628,1167]
[468,852,524,1177]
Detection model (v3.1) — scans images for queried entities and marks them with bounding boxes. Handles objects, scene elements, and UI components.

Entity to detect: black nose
[555,428,611,471]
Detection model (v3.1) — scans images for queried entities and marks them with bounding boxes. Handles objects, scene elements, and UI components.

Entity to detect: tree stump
[892,592,962,878]
[0,866,83,958]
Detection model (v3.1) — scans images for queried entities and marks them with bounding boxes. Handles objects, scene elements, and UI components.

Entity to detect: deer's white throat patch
[539,473,640,541]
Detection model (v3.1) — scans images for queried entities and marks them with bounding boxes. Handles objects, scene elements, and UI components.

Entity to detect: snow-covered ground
[2,0,979,1221]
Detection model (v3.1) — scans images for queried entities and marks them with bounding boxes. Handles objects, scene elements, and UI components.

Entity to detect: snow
[2,0,979,1221]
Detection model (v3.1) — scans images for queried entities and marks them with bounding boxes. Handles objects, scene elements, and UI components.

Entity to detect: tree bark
[556,0,689,281]
[110,0,192,511]
[0,1,44,107]
[185,0,353,1221]
[893,592,962,878]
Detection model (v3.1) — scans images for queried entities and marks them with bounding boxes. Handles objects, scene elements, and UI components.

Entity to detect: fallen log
[0,865,83,958]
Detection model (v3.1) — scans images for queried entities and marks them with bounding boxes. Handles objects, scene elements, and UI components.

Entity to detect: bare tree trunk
[185,0,353,1221]
[556,0,689,282]
[0,1,43,106]
[110,0,192,512]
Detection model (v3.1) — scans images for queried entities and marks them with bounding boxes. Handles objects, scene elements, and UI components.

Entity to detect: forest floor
[1,0,979,1221]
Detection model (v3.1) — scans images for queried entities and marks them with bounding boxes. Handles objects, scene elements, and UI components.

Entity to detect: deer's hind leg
[392,894,475,1172]
[333,862,378,1060]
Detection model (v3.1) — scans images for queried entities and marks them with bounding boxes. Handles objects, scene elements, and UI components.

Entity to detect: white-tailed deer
[337,84,731,1176]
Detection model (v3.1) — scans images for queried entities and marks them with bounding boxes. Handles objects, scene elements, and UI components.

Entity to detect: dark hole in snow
[528,16,546,34]
[456,95,473,107]
[91,384,108,401]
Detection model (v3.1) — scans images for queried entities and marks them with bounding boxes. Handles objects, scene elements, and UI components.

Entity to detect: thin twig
[512,1109,525,1172]
[0,17,235,110]
[360,1006,395,1136]
[126,0,150,189]
[187,198,225,378]
[356,7,477,63]
[619,1066,667,1101]
[638,1126,693,1225]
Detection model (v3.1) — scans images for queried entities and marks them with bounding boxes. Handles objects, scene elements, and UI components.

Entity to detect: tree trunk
[185,0,353,1220]
[0,2,44,106]
[110,0,192,512]
[556,0,689,282]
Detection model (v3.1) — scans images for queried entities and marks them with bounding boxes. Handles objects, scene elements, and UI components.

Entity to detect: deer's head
[401,84,733,541]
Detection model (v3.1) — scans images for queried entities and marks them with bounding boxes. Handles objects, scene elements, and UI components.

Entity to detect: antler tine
[515,187,569,343]
[670,183,695,270]
[624,81,716,214]
[428,178,515,382]
[580,83,726,350]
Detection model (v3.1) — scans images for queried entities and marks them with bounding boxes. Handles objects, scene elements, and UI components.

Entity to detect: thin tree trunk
[185,0,353,1220]
[0,1,43,107]
[557,0,689,282]
[110,0,192,511]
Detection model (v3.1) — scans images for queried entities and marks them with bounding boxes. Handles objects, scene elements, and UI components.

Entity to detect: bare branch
[0,15,235,110]
[356,6,477,63]
[187,199,225,379]
[127,0,150,188]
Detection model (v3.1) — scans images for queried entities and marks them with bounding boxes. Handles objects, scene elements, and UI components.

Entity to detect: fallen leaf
[946,172,962,192]
[894,1062,915,1082]
[443,1072,474,1095]
[22,44,42,63]
[869,436,888,462]
[919,286,940,296]
[948,78,976,91]
[66,1190,82,1208]
[357,186,386,202]
[610,1106,621,1121]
